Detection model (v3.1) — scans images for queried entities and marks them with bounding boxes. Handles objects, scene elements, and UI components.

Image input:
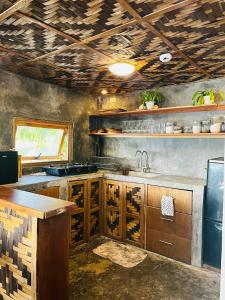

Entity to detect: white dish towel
[161,195,174,216]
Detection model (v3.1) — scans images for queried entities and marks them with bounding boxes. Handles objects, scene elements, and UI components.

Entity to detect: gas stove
[42,163,97,177]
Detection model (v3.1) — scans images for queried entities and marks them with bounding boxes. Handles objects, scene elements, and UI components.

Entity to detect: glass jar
[193,121,201,134]
[210,116,221,133]
[166,122,174,134]
[201,119,211,133]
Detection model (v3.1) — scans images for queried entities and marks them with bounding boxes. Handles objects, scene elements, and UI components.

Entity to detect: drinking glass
[160,122,166,134]
[122,121,128,133]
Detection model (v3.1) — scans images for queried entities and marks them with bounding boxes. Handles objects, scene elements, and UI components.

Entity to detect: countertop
[4,171,206,191]
[0,186,75,219]
[1,172,205,220]
[4,172,103,188]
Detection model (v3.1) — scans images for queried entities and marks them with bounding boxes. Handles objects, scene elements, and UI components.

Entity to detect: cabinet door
[103,180,123,240]
[123,183,145,247]
[68,180,88,212]
[87,179,102,240]
[35,186,60,198]
[68,180,88,245]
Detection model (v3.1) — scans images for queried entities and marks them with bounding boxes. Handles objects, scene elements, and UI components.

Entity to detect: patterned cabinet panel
[105,180,121,208]
[105,209,121,238]
[68,180,87,246]
[104,180,123,240]
[71,213,85,245]
[89,210,100,238]
[0,206,37,300]
[125,184,143,216]
[88,179,101,210]
[126,216,141,244]
[68,180,88,210]
[123,183,145,246]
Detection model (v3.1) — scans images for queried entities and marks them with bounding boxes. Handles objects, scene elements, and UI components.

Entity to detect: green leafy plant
[192,89,215,106]
[192,89,225,106]
[140,90,165,106]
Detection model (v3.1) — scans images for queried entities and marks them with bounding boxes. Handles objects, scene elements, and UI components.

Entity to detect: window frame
[13,117,73,166]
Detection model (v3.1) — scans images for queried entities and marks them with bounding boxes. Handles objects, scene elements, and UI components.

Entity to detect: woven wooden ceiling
[1,0,225,93]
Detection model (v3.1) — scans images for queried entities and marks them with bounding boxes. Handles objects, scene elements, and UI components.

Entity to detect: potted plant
[192,88,223,106]
[140,90,165,110]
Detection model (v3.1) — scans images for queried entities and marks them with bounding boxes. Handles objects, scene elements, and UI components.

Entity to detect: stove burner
[42,163,97,177]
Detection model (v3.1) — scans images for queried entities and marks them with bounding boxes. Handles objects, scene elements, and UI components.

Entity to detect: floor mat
[93,240,147,268]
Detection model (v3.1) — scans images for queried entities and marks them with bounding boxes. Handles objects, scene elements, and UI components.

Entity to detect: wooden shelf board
[90,104,225,118]
[90,132,225,139]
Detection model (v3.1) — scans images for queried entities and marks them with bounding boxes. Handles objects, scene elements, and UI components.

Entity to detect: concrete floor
[69,237,220,300]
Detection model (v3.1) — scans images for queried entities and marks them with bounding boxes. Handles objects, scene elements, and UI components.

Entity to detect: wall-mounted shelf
[89,132,225,139]
[90,104,225,118]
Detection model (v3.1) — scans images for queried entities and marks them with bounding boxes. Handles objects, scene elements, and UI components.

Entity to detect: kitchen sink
[127,171,161,178]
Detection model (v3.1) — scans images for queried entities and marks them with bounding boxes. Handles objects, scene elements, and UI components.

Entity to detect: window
[13,118,72,164]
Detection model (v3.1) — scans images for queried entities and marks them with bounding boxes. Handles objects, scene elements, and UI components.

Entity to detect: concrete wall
[96,77,225,179]
[0,70,96,172]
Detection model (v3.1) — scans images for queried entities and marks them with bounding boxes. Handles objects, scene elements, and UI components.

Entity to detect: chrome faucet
[135,150,142,169]
[141,151,148,169]
[135,150,151,172]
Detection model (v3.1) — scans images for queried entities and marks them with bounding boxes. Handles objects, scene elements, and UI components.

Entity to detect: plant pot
[204,95,211,105]
[145,101,154,110]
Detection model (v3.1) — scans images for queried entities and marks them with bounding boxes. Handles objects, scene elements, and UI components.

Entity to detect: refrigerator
[203,157,224,268]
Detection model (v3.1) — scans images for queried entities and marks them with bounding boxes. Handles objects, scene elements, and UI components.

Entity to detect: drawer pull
[159,240,173,246]
[160,217,174,222]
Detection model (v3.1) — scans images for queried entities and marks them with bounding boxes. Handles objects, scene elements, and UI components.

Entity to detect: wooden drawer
[146,229,191,264]
[147,185,192,215]
[146,207,192,240]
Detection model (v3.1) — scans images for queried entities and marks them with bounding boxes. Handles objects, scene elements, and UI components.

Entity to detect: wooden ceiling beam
[0,0,30,22]
[116,0,212,78]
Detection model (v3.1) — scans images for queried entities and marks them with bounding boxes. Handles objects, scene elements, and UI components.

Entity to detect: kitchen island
[0,186,75,300]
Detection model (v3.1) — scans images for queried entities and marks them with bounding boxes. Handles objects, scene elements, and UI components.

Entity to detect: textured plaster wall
[0,70,96,171]
[97,77,225,179]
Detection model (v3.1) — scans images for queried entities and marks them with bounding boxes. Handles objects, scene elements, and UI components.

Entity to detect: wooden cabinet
[68,180,87,246]
[123,182,145,246]
[103,180,145,246]
[35,186,60,198]
[87,178,102,240]
[146,185,193,264]
[103,180,123,240]
[68,178,101,246]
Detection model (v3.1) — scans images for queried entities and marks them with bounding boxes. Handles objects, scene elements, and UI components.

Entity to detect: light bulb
[109,62,135,76]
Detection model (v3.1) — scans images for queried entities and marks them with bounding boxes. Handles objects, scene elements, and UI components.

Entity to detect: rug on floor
[93,240,147,268]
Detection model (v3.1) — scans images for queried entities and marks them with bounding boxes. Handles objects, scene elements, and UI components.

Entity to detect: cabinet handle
[160,217,174,222]
[159,240,173,246]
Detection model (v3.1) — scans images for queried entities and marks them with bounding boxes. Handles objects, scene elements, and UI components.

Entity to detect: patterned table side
[0,206,37,300]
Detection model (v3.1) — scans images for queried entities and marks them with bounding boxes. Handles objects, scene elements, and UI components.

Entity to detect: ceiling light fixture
[109,62,135,76]
[101,89,108,95]
[159,53,172,63]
